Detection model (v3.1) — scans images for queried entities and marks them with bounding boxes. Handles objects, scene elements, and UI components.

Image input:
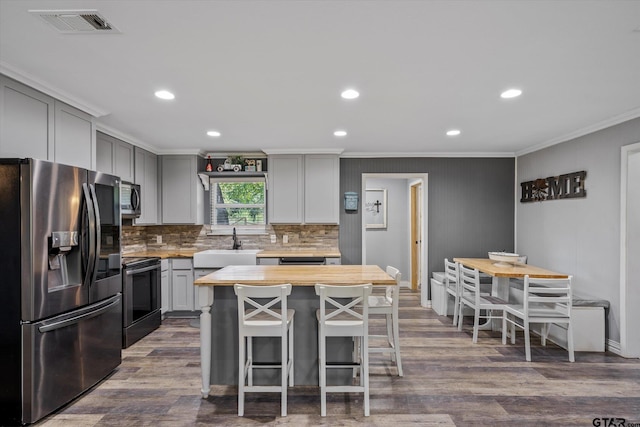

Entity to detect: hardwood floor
[38,290,640,426]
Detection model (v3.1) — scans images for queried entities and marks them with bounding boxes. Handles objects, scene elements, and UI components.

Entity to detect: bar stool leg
[238,335,245,416]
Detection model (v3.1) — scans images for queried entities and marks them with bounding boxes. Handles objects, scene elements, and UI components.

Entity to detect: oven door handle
[126,264,160,275]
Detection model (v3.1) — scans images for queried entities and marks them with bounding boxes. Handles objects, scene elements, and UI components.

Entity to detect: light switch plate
[270,234,276,243]
[156,235,162,244]
[283,235,289,244]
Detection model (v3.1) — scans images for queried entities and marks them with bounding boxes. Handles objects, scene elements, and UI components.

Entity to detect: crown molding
[516,107,640,157]
[95,123,159,154]
[262,148,344,155]
[0,62,109,117]
[340,151,515,158]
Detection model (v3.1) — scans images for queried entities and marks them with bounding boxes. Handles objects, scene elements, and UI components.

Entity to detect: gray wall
[365,178,410,280]
[516,117,640,344]
[339,158,515,282]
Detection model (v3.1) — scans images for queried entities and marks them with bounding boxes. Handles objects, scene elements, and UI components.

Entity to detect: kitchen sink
[193,249,260,268]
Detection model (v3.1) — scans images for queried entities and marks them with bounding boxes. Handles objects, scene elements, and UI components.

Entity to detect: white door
[621,142,640,358]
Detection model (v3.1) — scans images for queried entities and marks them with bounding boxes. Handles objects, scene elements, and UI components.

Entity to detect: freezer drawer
[21,295,122,424]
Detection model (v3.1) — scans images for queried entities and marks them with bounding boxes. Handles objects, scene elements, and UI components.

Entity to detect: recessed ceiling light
[334,130,347,137]
[206,130,221,137]
[500,88,522,99]
[446,129,461,136]
[154,90,175,100]
[341,89,359,100]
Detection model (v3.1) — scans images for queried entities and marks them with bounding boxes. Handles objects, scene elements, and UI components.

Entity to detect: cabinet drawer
[171,258,192,270]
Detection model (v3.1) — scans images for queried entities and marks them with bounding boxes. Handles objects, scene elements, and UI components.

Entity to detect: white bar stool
[234,283,295,416]
[367,266,403,376]
[315,283,372,417]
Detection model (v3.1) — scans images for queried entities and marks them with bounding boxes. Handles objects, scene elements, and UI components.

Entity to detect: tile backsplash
[122,224,339,254]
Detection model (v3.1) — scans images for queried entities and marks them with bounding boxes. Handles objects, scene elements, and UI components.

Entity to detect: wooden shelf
[198,171,267,178]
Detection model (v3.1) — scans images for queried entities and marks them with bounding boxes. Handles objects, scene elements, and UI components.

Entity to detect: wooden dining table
[193,264,395,398]
[453,257,568,300]
[453,258,569,330]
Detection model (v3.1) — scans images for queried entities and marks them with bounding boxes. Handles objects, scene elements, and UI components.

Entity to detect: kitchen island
[193,265,395,398]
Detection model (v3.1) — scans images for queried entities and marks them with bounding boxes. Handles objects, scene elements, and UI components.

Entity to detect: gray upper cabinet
[267,154,339,224]
[53,101,95,170]
[268,155,304,223]
[135,147,158,225]
[0,75,95,169]
[304,154,340,223]
[0,75,54,160]
[161,155,204,224]
[96,131,134,182]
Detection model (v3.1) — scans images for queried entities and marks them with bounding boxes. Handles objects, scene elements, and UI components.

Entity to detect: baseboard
[606,339,622,356]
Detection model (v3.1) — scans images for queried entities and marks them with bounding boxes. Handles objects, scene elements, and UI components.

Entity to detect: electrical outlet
[283,235,288,244]
[156,235,162,244]
[270,234,276,243]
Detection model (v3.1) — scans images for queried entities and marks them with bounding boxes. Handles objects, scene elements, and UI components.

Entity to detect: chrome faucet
[232,227,242,250]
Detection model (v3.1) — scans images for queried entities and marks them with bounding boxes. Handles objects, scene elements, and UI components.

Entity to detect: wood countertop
[123,250,198,259]
[194,264,393,286]
[453,257,568,278]
[256,250,341,258]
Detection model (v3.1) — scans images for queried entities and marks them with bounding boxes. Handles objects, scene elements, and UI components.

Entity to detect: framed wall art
[365,188,387,229]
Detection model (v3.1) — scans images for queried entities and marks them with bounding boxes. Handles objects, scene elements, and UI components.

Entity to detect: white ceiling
[1,0,639,157]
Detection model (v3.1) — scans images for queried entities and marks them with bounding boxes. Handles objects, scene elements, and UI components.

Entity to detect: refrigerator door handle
[89,184,101,285]
[38,297,120,333]
[82,183,97,287]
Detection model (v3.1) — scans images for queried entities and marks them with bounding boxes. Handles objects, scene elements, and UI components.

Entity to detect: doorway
[620,142,640,358]
[361,173,428,302]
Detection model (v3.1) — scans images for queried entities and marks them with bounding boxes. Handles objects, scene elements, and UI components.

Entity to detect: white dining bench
[508,280,609,352]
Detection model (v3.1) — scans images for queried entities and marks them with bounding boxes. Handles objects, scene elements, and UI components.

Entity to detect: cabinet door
[161,155,203,224]
[54,101,95,170]
[135,147,158,225]
[171,268,194,311]
[161,267,170,314]
[268,155,303,223]
[114,140,134,182]
[0,75,54,160]
[95,131,114,174]
[304,154,339,224]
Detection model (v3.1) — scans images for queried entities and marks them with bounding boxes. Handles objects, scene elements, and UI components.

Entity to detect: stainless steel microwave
[121,182,141,218]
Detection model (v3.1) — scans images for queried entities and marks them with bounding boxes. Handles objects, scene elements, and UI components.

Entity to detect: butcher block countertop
[123,250,198,259]
[256,250,341,258]
[194,265,392,286]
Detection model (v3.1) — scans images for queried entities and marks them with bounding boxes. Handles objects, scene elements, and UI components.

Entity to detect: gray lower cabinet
[135,147,158,224]
[257,257,279,265]
[96,131,135,182]
[161,259,170,315]
[170,259,195,312]
[161,155,204,224]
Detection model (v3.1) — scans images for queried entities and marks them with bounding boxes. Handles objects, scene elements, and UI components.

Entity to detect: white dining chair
[457,264,508,343]
[315,283,372,417]
[502,275,574,362]
[234,283,295,416]
[443,259,461,325]
[367,266,403,376]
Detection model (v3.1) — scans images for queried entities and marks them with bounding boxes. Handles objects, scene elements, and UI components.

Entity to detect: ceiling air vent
[29,9,120,34]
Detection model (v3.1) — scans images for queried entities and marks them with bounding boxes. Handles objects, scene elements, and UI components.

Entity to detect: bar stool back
[315,283,372,417]
[234,283,295,416]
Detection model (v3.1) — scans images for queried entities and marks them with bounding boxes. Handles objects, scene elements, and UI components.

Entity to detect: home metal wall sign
[520,171,587,203]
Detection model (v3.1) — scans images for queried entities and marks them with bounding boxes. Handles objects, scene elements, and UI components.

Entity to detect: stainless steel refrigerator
[0,158,123,425]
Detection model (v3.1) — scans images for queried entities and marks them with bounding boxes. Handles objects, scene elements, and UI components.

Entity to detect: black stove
[121,256,161,348]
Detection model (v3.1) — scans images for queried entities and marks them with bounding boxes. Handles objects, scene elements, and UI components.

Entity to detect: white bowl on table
[488,252,521,267]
